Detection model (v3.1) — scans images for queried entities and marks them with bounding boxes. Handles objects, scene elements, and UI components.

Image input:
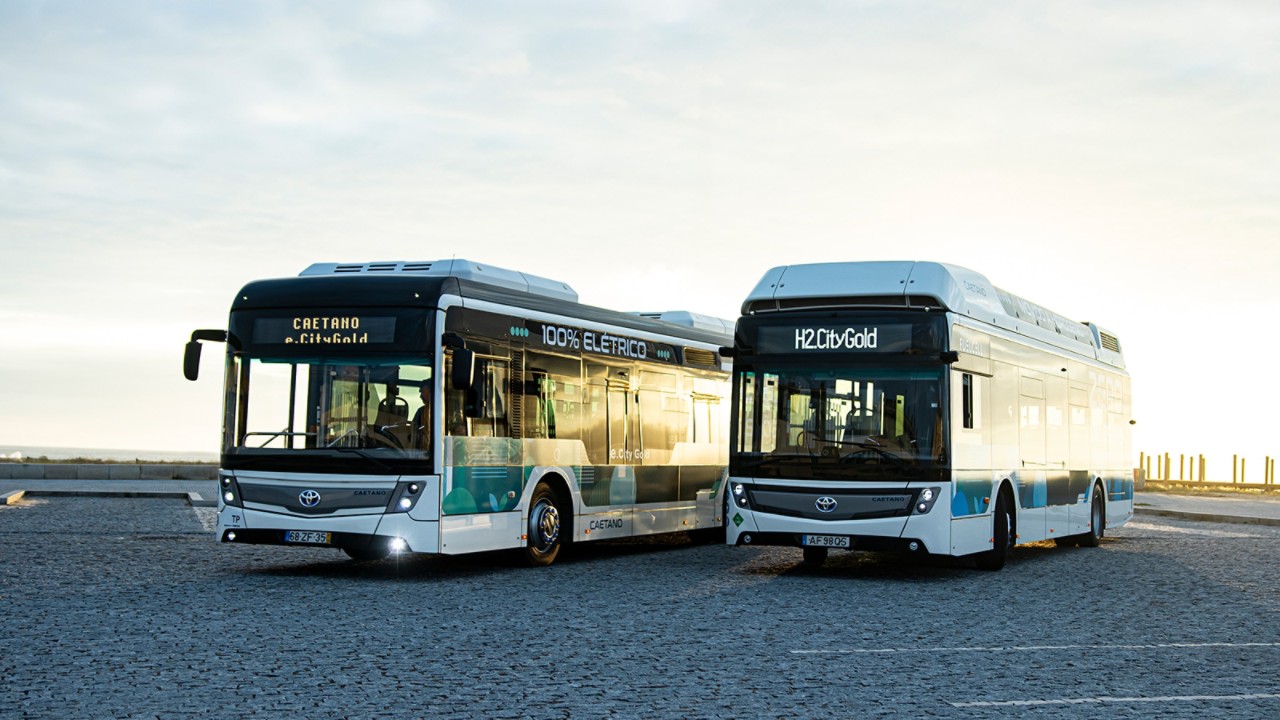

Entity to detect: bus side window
[470,358,509,437]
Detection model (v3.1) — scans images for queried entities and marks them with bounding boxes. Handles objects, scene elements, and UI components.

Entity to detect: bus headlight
[913,486,941,515]
[389,537,408,553]
[388,481,425,514]
[219,474,244,509]
[733,483,750,508]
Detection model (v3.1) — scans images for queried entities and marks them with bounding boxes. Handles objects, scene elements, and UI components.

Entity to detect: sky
[1,1,1277,476]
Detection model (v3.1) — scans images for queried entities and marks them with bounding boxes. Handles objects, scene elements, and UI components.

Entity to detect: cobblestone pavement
[2,497,1279,719]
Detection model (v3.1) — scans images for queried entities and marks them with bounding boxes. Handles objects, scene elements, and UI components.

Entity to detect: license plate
[284,530,332,545]
[802,534,850,548]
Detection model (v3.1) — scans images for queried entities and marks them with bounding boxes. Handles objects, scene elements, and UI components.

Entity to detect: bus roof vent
[633,311,735,335]
[1100,332,1121,353]
[298,259,578,302]
[682,347,719,367]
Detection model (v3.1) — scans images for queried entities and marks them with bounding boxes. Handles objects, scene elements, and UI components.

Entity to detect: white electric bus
[184,259,732,566]
[725,261,1133,570]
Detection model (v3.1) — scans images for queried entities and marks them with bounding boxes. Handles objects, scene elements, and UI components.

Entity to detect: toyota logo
[815,496,838,513]
[299,490,322,508]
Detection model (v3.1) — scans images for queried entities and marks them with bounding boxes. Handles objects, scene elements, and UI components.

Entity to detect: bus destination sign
[252,316,397,345]
[757,324,913,354]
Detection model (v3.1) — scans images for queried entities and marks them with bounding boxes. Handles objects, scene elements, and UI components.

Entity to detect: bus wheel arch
[975,481,1016,571]
[522,474,573,567]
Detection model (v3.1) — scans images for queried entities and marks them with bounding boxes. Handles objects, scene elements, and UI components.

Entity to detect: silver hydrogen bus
[724,261,1133,570]
[184,259,733,566]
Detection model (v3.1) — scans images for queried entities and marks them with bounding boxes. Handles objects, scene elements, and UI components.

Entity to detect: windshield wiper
[735,454,815,471]
[331,446,394,472]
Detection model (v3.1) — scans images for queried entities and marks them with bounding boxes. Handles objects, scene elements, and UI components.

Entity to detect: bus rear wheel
[522,482,563,567]
[1079,487,1105,548]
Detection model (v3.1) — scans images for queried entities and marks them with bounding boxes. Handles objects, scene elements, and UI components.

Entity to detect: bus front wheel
[523,482,563,567]
[975,492,1012,571]
[802,546,828,567]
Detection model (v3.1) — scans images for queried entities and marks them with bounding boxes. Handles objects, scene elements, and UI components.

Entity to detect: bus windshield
[226,355,434,460]
[732,364,944,480]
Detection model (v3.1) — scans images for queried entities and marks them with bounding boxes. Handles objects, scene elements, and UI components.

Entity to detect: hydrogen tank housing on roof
[299,259,579,303]
[743,260,1123,368]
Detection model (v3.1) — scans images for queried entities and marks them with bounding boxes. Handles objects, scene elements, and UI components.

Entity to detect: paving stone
[1,498,1279,719]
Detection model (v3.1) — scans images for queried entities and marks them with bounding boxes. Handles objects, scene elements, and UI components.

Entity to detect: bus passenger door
[1018,375,1048,542]
[605,378,637,506]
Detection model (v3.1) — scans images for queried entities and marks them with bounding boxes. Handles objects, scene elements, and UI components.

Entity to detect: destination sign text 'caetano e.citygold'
[252,316,397,345]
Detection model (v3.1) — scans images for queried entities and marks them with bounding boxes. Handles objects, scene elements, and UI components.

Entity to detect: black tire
[802,546,828,567]
[975,491,1012,571]
[523,482,564,567]
[343,541,390,562]
[689,525,726,545]
[1079,486,1105,548]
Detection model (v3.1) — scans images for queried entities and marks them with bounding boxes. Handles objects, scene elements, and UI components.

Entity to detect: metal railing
[1138,451,1278,490]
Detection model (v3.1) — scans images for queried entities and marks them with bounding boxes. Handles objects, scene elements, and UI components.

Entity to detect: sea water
[0,445,217,463]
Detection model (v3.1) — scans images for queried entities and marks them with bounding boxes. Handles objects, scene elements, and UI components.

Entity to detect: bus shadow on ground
[232,532,716,580]
[756,540,1103,581]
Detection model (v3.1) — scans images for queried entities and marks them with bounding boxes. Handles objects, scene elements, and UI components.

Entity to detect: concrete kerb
[0,463,216,481]
[1134,507,1280,527]
[10,489,213,507]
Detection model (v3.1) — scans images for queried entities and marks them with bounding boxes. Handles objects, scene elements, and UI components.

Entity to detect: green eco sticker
[733,513,744,527]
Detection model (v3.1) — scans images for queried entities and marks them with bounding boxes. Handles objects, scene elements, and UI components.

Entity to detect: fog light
[398,497,413,510]
[908,540,920,552]
[227,531,237,542]
[390,537,408,553]
[743,534,752,544]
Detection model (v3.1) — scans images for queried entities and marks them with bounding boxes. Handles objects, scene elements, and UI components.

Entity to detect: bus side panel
[440,512,522,555]
[1065,470,1093,536]
[950,472,997,556]
[374,515,441,554]
[578,508,633,541]
[633,503,698,536]
[951,515,993,556]
[1013,470,1049,543]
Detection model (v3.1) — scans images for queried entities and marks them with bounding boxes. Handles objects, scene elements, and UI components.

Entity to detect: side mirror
[450,348,476,391]
[939,351,960,364]
[184,329,227,381]
[183,341,203,381]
